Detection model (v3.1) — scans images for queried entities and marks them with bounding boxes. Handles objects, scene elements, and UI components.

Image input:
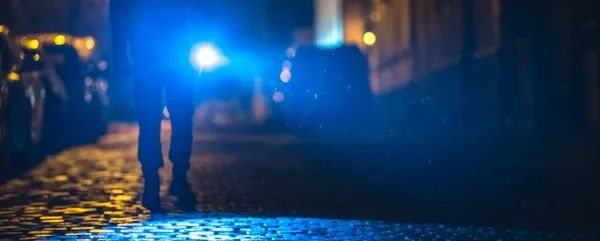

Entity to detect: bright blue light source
[190,43,227,72]
[195,47,217,66]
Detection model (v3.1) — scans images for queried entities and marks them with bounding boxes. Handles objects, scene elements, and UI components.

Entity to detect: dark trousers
[134,71,194,172]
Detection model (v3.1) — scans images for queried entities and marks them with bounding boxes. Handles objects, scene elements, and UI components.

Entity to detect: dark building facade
[366,0,600,136]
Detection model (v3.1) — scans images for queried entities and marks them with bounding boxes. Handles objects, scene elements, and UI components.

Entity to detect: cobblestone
[0,127,597,240]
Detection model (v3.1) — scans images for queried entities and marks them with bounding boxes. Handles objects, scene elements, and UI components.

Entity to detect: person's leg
[165,78,194,174]
[134,74,165,212]
[165,75,196,211]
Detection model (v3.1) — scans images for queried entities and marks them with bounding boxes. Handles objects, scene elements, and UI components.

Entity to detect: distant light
[163,107,170,118]
[33,54,40,61]
[26,39,39,49]
[85,38,95,50]
[0,25,5,33]
[285,47,296,57]
[98,79,108,90]
[192,46,218,68]
[363,32,376,46]
[7,72,20,82]
[280,69,291,83]
[370,12,382,22]
[85,77,93,86]
[98,61,108,71]
[282,60,292,69]
[54,35,66,45]
[273,91,285,102]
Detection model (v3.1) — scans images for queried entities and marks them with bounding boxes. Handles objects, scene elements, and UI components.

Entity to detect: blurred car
[18,33,108,143]
[1,25,52,176]
[0,25,20,178]
[271,44,373,135]
[187,42,257,130]
[260,50,292,131]
[19,47,68,153]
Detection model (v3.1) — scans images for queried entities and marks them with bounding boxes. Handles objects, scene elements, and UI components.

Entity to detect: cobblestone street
[0,123,597,240]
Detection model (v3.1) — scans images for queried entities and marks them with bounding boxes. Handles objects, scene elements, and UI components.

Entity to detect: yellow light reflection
[110,195,133,201]
[33,54,40,61]
[111,189,124,194]
[54,35,66,45]
[109,217,134,223]
[90,229,113,233]
[41,219,64,223]
[70,226,94,230]
[363,32,376,46]
[63,207,96,214]
[55,175,68,182]
[104,211,124,215]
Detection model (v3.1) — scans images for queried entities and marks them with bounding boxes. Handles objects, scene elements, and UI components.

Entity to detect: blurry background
[1,0,598,136]
[1,0,600,237]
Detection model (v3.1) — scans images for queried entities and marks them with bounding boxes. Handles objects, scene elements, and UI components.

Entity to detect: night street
[0,121,596,240]
[1,0,599,239]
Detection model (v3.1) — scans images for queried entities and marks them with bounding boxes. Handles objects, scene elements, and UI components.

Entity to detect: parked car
[1,25,50,178]
[18,33,108,143]
[278,45,373,135]
[19,47,69,154]
[0,25,20,180]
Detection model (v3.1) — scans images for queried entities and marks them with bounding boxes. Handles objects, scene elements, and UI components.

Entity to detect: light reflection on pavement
[0,122,597,240]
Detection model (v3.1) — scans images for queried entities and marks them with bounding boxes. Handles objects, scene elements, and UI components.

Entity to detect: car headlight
[190,43,228,72]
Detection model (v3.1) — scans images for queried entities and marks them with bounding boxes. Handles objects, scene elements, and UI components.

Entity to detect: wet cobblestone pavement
[0,124,598,240]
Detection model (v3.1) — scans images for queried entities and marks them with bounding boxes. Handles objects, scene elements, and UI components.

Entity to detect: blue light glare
[193,47,218,66]
[190,43,228,72]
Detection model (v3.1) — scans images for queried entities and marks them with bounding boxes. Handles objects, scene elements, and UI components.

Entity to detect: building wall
[364,0,600,135]
[342,0,367,49]
[314,0,344,48]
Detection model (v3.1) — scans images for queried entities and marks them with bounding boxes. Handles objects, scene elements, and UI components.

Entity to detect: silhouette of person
[109,0,202,212]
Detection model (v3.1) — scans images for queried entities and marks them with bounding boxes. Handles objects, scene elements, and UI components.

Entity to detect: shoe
[169,171,197,212]
[142,193,166,213]
[175,190,197,212]
[141,170,166,213]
